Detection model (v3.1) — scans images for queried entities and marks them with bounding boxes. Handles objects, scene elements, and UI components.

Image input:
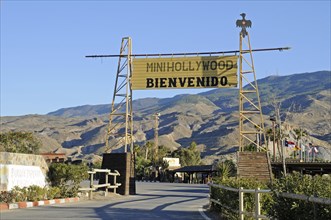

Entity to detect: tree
[156,145,171,161]
[0,131,41,154]
[134,143,154,180]
[293,128,307,159]
[134,143,151,180]
[144,141,154,160]
[158,159,170,182]
[135,155,151,180]
[172,141,201,166]
[134,142,172,181]
[293,128,307,144]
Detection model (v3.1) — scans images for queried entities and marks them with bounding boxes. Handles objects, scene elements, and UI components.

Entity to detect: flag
[285,140,295,148]
[308,143,313,153]
[301,144,306,151]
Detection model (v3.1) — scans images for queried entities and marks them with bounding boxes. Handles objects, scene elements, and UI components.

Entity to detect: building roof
[173,165,215,173]
[40,152,66,156]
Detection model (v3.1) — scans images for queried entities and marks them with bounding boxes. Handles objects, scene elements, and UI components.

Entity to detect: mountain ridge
[47,70,330,118]
[1,70,330,163]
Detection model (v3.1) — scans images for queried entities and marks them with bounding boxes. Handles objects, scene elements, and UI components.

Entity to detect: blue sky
[1,0,330,116]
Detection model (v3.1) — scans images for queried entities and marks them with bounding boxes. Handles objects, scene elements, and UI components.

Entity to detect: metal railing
[79,168,121,199]
[209,183,271,220]
[278,192,331,205]
[209,183,331,220]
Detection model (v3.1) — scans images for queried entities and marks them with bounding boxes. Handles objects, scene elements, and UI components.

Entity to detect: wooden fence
[209,183,271,220]
[79,168,121,199]
[209,183,331,220]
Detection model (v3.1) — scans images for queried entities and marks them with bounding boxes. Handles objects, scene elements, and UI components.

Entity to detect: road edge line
[199,207,211,220]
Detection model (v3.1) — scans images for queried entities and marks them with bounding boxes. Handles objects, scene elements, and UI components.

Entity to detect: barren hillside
[1,71,330,163]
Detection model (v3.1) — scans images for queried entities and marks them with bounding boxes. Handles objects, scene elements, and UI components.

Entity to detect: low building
[40,152,66,163]
[173,165,217,184]
[163,157,181,170]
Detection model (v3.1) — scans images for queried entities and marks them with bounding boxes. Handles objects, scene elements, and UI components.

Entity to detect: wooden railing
[79,168,121,199]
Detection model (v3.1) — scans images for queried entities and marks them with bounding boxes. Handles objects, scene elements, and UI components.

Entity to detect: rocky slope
[1,71,330,163]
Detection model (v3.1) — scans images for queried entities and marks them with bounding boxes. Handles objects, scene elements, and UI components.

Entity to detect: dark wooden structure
[173,165,216,184]
[100,153,136,195]
[237,152,272,182]
[237,152,331,180]
[271,161,331,177]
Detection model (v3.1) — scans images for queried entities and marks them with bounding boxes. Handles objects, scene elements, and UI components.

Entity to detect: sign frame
[131,55,238,90]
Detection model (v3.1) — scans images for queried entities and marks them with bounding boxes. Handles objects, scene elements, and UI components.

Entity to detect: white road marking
[199,207,211,220]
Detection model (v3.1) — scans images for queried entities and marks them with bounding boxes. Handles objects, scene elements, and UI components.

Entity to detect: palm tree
[293,128,307,160]
[144,141,153,160]
[293,128,307,143]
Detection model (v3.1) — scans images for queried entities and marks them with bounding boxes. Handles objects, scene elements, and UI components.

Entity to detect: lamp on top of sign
[131,55,238,90]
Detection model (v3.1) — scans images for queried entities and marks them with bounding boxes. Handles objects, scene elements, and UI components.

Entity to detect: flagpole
[278,111,286,176]
[300,128,302,162]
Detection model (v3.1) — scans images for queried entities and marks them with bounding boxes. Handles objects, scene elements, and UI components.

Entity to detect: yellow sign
[131,55,238,90]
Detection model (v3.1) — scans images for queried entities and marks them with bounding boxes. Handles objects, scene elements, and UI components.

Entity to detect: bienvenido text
[146,76,230,88]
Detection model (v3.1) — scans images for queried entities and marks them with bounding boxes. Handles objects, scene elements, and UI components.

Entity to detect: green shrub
[46,186,61,200]
[215,160,236,180]
[2,186,64,203]
[48,163,88,197]
[210,183,239,219]
[271,172,331,220]
[11,186,28,202]
[10,185,46,202]
[0,191,16,203]
[211,178,273,220]
[211,173,331,220]
[26,185,46,201]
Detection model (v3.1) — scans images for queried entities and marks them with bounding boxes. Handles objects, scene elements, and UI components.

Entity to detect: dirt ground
[79,190,123,201]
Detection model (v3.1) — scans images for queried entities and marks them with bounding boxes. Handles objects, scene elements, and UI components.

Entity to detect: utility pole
[152,113,160,181]
[153,113,160,164]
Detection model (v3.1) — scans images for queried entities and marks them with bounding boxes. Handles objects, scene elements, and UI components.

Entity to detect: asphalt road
[1,182,212,220]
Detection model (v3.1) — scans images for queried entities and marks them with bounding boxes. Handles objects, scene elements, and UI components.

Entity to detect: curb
[0,197,79,211]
